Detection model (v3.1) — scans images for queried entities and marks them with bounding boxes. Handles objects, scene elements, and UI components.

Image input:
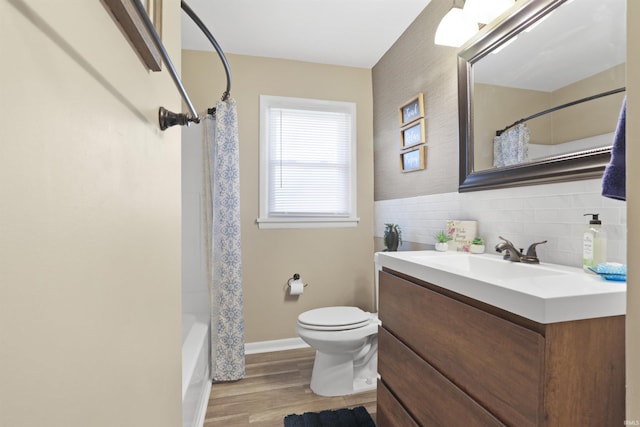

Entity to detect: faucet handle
[525,240,548,257]
[497,236,514,247]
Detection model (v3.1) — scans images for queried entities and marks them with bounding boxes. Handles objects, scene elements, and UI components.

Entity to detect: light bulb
[434,7,478,47]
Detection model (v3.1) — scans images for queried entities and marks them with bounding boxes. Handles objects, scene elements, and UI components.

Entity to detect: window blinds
[267,107,353,217]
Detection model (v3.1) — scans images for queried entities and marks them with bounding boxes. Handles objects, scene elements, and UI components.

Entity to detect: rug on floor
[283,405,375,427]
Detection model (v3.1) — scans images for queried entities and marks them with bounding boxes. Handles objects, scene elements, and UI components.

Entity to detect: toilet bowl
[296,306,380,396]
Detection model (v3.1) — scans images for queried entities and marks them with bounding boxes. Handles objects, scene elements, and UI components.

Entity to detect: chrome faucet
[495,236,523,262]
[495,236,547,264]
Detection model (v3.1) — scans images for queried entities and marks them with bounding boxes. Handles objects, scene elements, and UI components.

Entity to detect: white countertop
[375,251,626,324]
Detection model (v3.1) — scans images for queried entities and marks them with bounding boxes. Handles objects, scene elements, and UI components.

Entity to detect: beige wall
[551,63,625,143]
[373,0,460,200]
[473,65,625,170]
[182,52,375,342]
[627,0,639,420]
[1,1,182,426]
[474,84,552,169]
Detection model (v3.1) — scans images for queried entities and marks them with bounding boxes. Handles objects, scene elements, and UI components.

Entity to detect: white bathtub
[182,314,211,427]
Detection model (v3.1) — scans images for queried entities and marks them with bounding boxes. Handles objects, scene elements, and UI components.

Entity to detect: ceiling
[180,0,433,69]
[471,0,626,92]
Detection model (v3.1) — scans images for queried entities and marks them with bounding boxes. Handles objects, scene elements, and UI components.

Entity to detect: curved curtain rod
[131,0,232,130]
[496,87,626,136]
[181,1,231,104]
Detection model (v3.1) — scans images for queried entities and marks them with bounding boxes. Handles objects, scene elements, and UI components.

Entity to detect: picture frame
[400,118,426,149]
[400,146,427,172]
[398,93,425,126]
[103,0,163,71]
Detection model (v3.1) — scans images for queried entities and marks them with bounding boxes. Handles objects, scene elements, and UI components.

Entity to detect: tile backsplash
[374,179,626,268]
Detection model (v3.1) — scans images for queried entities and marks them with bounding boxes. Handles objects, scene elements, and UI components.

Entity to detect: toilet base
[309,343,378,397]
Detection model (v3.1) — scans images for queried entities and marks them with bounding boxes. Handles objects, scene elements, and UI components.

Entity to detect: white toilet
[296,305,380,396]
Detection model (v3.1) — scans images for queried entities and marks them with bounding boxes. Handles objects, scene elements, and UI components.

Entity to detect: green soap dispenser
[583,213,607,272]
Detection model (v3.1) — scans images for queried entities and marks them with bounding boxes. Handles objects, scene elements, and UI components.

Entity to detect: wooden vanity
[376,267,625,427]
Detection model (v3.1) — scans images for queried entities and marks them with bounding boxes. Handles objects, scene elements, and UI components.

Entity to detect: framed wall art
[103,0,163,71]
[400,118,426,149]
[399,93,424,126]
[400,146,426,172]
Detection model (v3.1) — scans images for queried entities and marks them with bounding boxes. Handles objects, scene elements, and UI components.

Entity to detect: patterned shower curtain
[202,98,245,381]
[493,123,530,167]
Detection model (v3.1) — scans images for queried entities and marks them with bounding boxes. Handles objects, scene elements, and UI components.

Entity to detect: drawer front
[376,380,419,427]
[379,270,544,427]
[379,328,506,427]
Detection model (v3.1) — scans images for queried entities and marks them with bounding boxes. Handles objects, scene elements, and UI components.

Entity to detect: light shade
[463,0,515,24]
[434,7,478,47]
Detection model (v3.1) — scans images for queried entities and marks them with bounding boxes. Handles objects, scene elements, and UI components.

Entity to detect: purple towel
[602,97,626,201]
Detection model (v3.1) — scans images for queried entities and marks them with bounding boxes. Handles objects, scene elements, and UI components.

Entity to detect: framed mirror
[458,0,626,192]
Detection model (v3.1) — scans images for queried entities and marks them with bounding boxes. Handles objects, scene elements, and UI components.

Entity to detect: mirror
[458,0,626,191]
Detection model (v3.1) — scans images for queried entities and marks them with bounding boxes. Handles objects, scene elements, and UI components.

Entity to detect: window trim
[257,95,359,229]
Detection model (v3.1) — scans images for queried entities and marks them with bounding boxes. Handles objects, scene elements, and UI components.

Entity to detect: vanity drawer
[379,270,545,427]
[376,380,419,427]
[378,328,506,427]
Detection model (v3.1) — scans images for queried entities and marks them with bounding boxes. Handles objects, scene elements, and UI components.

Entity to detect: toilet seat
[298,306,372,331]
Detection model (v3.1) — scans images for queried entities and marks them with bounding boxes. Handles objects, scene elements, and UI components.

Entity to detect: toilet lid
[298,306,372,331]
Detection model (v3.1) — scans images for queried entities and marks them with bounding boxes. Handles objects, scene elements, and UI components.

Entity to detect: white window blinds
[258,96,358,229]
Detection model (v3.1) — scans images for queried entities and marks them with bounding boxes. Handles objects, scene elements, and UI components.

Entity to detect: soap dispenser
[583,213,607,272]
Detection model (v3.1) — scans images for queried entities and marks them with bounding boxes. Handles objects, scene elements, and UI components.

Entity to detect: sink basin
[423,253,569,280]
[375,250,626,323]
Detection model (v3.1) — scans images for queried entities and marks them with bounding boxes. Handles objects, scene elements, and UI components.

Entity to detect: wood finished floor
[204,347,377,426]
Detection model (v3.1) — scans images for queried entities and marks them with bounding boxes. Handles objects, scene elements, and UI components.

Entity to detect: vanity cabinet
[377,269,625,427]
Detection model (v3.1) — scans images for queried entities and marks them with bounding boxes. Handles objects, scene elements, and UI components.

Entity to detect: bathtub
[182,314,211,427]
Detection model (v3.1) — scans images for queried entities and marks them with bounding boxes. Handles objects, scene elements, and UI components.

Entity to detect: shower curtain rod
[495,87,626,136]
[131,0,232,130]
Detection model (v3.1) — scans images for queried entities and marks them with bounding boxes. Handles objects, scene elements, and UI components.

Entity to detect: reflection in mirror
[458,0,626,191]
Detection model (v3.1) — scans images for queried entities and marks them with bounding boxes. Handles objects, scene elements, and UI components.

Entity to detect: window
[258,95,358,229]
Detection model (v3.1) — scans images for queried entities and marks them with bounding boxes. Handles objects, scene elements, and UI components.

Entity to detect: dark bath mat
[284,405,375,427]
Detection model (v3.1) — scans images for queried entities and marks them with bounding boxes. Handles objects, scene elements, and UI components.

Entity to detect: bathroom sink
[420,253,569,281]
[375,250,626,324]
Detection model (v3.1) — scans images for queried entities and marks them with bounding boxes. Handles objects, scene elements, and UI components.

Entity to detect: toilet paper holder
[287,273,309,289]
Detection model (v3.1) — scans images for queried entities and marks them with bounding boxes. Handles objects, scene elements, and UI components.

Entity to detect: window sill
[256,217,360,229]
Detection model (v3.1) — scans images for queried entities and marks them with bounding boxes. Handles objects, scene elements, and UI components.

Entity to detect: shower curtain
[493,123,530,167]
[202,98,245,381]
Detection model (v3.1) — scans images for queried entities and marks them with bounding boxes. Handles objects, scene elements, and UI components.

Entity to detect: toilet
[296,306,380,396]
[296,260,382,397]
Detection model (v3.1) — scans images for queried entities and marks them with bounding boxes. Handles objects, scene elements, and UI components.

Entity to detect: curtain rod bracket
[130,0,232,131]
[159,107,200,131]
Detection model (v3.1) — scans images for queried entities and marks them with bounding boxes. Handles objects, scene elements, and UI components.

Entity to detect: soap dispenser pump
[583,213,607,272]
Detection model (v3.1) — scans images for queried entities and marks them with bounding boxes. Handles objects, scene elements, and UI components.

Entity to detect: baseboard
[195,379,211,427]
[245,337,310,355]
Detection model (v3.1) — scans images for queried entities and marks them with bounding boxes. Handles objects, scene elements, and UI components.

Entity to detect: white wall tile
[375,179,627,267]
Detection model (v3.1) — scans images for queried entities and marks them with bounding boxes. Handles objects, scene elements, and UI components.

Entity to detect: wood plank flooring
[204,347,377,426]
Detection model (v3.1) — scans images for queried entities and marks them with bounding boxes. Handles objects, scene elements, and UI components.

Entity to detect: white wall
[182,124,209,322]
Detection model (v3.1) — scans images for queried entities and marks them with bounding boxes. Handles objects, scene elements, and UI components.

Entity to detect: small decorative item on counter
[583,213,607,272]
[470,237,485,254]
[446,220,478,251]
[384,223,402,252]
[434,230,452,252]
[588,262,627,281]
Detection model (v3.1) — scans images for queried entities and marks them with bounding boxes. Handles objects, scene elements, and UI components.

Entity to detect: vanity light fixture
[434,0,515,47]
[434,5,478,47]
[463,0,515,25]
